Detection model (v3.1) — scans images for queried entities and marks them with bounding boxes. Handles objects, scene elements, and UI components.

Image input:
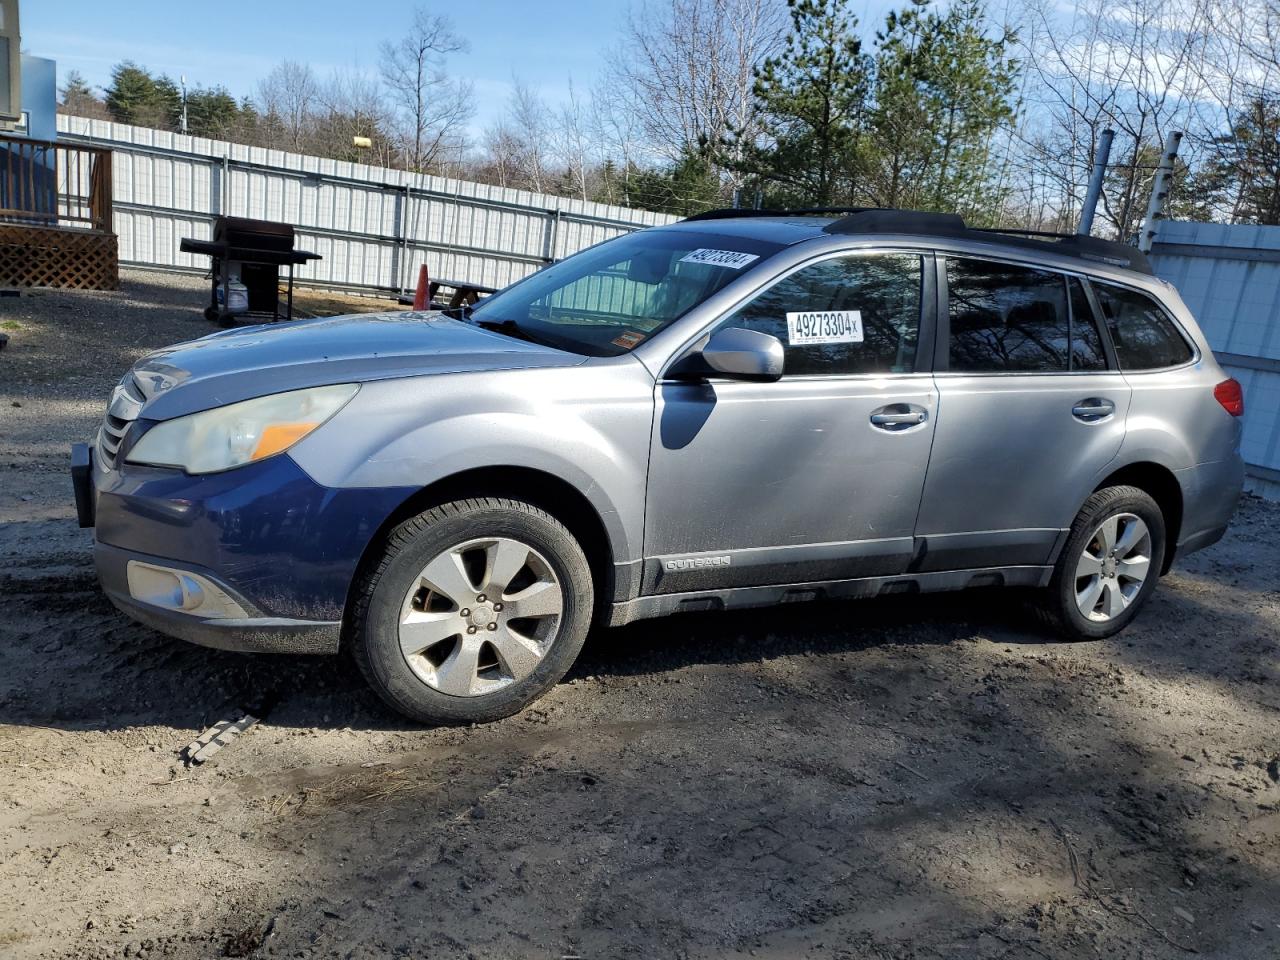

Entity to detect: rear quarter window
[1092,282,1193,370]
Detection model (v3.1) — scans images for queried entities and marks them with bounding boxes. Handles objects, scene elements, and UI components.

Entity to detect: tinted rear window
[947,259,1071,372]
[1092,282,1193,370]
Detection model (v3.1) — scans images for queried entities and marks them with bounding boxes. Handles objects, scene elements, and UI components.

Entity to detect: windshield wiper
[470,316,553,348]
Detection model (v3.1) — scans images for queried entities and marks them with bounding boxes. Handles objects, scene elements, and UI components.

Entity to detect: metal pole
[1077,128,1113,236]
[180,76,188,136]
[1139,130,1182,253]
[394,184,409,297]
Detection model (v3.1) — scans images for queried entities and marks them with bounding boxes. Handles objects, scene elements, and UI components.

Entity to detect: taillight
[1214,378,1244,417]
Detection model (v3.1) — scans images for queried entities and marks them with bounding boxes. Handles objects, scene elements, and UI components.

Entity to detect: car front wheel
[1035,485,1166,640]
[351,497,594,724]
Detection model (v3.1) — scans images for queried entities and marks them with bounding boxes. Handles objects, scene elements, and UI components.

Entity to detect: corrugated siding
[1151,220,1280,498]
[55,115,678,294]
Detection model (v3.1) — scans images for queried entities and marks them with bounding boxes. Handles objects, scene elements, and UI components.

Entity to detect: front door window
[716,253,925,376]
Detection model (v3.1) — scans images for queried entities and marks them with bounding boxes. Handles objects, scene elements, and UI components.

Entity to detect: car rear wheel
[1034,485,1166,640]
[351,498,594,724]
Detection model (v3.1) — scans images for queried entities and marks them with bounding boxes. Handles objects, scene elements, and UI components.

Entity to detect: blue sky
[22,0,629,133]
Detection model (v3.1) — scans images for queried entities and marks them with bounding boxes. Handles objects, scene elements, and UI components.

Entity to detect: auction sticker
[786,309,863,345]
[678,248,760,269]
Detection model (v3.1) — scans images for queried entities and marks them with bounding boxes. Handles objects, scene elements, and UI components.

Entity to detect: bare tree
[480,122,524,189]
[1186,0,1280,220]
[554,80,596,201]
[379,7,473,172]
[256,61,320,152]
[58,70,113,121]
[590,74,647,205]
[510,80,554,193]
[314,68,395,166]
[610,0,787,183]
[1011,0,1211,237]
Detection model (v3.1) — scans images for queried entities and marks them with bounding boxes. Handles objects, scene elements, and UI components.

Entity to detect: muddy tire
[350,498,593,725]
[1033,485,1166,641]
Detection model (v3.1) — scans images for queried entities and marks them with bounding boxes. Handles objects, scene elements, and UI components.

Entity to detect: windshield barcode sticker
[786,310,863,345]
[679,248,760,269]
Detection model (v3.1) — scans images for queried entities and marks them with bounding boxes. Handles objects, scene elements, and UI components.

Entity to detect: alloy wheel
[1074,512,1152,622]
[397,536,564,696]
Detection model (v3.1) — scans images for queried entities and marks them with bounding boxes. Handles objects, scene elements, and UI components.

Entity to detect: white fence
[1150,220,1280,499]
[55,115,677,296]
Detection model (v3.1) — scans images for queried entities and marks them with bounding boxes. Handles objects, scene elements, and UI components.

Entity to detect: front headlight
[125,383,359,474]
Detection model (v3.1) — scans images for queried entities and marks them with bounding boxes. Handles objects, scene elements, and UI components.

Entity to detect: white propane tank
[216,273,250,315]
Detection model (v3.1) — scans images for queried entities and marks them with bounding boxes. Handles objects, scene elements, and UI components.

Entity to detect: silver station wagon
[72,208,1245,724]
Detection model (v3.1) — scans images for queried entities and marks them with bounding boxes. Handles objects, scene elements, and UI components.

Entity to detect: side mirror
[676,327,785,382]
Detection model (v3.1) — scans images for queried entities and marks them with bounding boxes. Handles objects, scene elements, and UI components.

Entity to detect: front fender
[288,363,656,564]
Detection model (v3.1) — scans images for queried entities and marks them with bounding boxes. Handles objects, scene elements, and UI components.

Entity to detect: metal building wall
[1151,220,1280,498]
[55,115,678,296]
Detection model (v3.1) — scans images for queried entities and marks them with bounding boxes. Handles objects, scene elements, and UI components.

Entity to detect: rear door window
[945,259,1111,373]
[1091,282,1194,370]
[946,259,1069,372]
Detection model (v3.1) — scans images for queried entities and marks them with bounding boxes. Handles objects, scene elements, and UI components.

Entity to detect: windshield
[466,229,785,357]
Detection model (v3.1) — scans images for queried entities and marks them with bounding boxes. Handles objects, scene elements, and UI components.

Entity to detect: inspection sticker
[678,248,760,269]
[612,330,647,349]
[786,309,864,345]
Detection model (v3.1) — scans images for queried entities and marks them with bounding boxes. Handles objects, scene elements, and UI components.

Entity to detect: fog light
[126,561,249,619]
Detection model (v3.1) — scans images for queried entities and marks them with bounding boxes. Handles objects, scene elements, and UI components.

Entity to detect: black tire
[1034,485,1166,640]
[350,497,594,724]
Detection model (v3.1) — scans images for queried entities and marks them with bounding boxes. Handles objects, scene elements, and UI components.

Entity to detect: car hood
[129,311,585,420]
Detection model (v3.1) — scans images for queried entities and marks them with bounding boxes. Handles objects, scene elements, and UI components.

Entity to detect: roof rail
[681,206,876,222]
[823,208,966,235]
[971,227,1153,274]
[681,206,1152,275]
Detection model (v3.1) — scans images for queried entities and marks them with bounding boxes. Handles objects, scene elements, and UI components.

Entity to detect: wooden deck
[0,135,117,289]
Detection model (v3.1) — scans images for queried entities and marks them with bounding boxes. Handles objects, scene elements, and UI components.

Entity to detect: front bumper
[95,542,342,653]
[72,442,415,654]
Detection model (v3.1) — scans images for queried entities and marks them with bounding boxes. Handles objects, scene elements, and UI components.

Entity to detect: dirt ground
[1,270,1277,960]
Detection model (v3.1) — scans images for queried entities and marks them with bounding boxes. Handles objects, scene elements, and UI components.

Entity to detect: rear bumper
[1173,455,1245,564]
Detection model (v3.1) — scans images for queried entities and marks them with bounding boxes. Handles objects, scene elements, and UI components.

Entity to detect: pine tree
[186,86,243,139]
[865,0,1018,221]
[104,62,181,130]
[104,62,160,125]
[732,0,872,206]
[153,76,183,129]
[629,148,723,215]
[863,0,933,209]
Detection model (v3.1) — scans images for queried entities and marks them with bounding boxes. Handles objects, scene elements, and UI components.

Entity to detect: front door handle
[1072,398,1115,423]
[870,404,928,431]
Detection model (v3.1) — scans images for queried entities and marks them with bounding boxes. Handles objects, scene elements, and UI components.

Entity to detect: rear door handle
[1072,398,1115,422]
[870,404,928,431]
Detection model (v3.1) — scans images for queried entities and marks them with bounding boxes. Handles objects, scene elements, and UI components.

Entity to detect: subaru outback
[71,208,1245,724]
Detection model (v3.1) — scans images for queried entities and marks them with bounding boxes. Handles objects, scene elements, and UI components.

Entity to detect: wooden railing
[0,135,113,232]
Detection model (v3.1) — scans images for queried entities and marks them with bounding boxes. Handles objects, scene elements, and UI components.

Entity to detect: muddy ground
[0,271,1277,960]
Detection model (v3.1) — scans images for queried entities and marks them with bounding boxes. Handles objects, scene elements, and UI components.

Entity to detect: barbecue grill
[180,216,321,326]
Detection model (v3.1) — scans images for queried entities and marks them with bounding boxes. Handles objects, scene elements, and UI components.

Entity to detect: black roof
[679,207,1153,276]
